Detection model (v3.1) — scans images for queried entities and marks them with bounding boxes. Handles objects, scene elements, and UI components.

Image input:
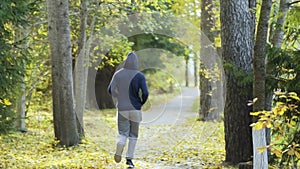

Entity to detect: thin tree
[199,0,215,121]
[47,0,79,147]
[252,0,272,168]
[220,0,256,164]
[185,54,189,87]
[266,0,291,110]
[74,0,88,137]
[265,0,291,154]
[15,27,29,132]
[270,0,291,48]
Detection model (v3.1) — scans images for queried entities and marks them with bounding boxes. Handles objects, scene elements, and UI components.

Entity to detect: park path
[133,87,201,168]
[142,87,200,125]
[85,87,203,168]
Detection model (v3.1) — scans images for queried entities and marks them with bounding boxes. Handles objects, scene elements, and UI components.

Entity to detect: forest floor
[0,87,236,169]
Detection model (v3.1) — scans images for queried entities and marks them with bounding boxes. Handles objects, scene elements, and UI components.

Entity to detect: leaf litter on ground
[0,109,236,169]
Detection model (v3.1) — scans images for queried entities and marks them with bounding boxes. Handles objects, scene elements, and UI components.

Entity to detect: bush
[251,91,300,168]
[0,99,15,133]
[0,0,32,133]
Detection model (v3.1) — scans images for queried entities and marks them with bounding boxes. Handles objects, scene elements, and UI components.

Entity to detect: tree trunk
[220,0,255,164]
[74,0,88,137]
[14,26,29,132]
[265,0,290,156]
[84,3,101,110]
[193,53,198,87]
[185,55,189,87]
[199,0,214,121]
[266,0,290,111]
[252,0,272,168]
[47,0,79,147]
[15,82,27,132]
[270,0,290,48]
[199,68,211,120]
[95,65,115,109]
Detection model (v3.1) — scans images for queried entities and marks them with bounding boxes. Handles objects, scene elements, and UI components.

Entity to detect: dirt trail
[133,87,200,168]
[142,87,200,125]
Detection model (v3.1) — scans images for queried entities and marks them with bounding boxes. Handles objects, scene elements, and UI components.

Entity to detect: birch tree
[15,27,29,132]
[266,0,291,111]
[270,0,291,48]
[252,0,272,168]
[265,0,291,155]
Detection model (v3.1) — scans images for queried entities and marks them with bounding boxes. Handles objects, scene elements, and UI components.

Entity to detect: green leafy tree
[0,0,33,133]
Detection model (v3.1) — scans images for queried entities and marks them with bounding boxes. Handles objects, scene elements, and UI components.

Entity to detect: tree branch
[289,0,300,6]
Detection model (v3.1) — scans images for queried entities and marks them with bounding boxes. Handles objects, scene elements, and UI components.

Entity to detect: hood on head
[124,52,138,70]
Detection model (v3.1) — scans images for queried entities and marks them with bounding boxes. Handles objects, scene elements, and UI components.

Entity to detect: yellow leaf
[279,95,287,99]
[266,122,272,128]
[248,98,258,106]
[291,115,298,120]
[250,111,261,116]
[292,142,299,148]
[290,120,296,126]
[3,99,12,106]
[289,92,298,97]
[272,149,282,158]
[289,104,298,110]
[253,122,264,130]
[257,146,267,154]
[295,151,300,158]
[290,95,300,101]
[273,105,287,115]
[287,149,295,156]
[274,91,286,95]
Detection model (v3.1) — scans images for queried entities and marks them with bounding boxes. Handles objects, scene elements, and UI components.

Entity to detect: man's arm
[108,74,118,97]
[140,75,148,105]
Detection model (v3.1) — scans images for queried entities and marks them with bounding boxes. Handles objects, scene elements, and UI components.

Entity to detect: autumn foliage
[251,92,300,168]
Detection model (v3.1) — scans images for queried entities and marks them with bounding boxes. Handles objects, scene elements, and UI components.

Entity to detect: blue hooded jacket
[108,52,149,111]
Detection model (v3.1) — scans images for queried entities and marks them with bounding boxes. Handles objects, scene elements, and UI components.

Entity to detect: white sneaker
[126,159,134,168]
